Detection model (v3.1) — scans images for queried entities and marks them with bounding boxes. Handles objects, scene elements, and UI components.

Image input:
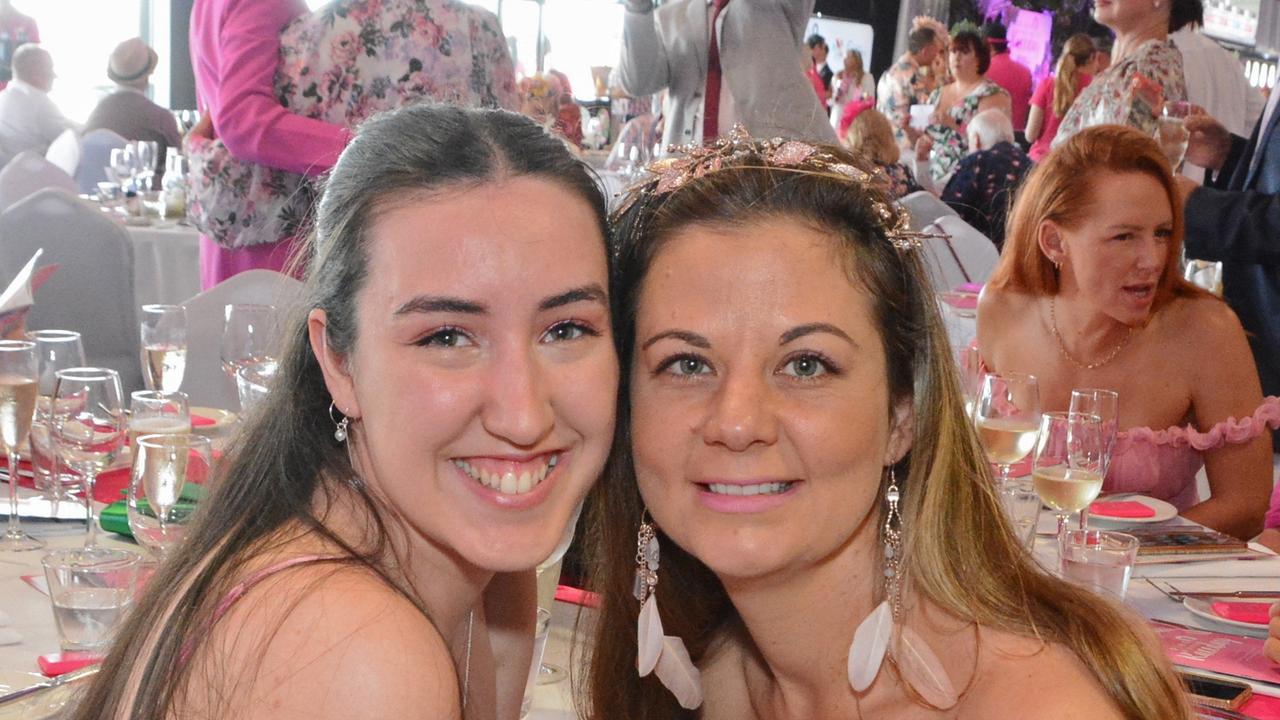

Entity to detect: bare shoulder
[192,562,459,720]
[1158,294,1244,342]
[961,629,1123,720]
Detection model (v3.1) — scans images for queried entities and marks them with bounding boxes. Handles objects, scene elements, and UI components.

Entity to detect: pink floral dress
[1053,39,1186,149]
[925,79,1009,183]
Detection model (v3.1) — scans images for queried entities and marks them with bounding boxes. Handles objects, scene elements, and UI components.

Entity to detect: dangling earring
[847,467,958,709]
[634,514,703,709]
[329,402,350,443]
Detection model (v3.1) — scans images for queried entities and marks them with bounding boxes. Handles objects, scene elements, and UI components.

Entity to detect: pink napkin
[1089,500,1157,518]
[38,651,102,677]
[1211,601,1273,625]
[1242,693,1280,719]
[942,293,977,310]
[191,413,217,427]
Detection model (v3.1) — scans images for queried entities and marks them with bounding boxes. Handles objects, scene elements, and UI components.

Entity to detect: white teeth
[452,453,560,496]
[706,482,791,496]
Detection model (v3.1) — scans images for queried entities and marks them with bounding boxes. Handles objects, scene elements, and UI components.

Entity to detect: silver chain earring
[882,469,904,622]
[329,402,350,443]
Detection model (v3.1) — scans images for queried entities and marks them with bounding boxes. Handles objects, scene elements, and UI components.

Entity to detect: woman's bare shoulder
[1158,294,1244,344]
[962,628,1123,720]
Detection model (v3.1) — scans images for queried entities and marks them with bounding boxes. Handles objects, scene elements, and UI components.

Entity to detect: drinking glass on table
[128,433,210,559]
[1033,411,1107,546]
[221,304,278,389]
[140,304,187,393]
[42,547,141,651]
[109,147,136,192]
[26,330,85,505]
[135,140,159,192]
[128,390,191,456]
[51,368,125,551]
[0,340,40,551]
[974,373,1041,487]
[1069,388,1119,529]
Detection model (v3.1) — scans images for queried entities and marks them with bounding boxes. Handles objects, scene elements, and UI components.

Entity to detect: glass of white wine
[140,304,187,393]
[0,340,40,551]
[1068,388,1119,529]
[128,433,210,559]
[25,330,85,506]
[221,304,278,395]
[128,390,191,457]
[51,368,125,551]
[1033,411,1107,546]
[974,373,1041,487]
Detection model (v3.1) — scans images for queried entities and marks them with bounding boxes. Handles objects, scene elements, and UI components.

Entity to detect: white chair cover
[0,151,77,215]
[919,215,1000,291]
[181,270,303,410]
[0,189,142,391]
[45,129,80,177]
[75,129,127,194]
[898,190,958,232]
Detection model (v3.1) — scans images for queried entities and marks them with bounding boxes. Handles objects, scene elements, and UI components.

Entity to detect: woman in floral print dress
[922,30,1011,184]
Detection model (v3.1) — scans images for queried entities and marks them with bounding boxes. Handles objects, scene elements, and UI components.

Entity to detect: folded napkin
[1090,500,1157,518]
[1211,600,1273,625]
[38,651,102,677]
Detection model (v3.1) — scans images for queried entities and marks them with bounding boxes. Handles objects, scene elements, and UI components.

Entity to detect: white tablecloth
[123,221,201,307]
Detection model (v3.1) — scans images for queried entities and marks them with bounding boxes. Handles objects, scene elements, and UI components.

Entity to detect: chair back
[181,270,303,410]
[919,215,1000,290]
[45,129,80,177]
[75,129,128,194]
[0,151,77,214]
[0,189,141,390]
[898,190,958,232]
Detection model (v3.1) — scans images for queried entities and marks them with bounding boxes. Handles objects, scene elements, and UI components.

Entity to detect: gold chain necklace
[1049,298,1135,370]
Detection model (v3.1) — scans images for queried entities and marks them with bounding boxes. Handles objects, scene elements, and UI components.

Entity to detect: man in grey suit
[617,0,835,149]
[85,38,182,184]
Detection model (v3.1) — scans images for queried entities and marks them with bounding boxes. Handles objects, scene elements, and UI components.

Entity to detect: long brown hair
[71,104,609,720]
[580,141,1190,720]
[989,123,1203,310]
[1053,34,1096,118]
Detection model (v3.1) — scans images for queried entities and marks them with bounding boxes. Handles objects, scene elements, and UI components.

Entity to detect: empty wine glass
[974,373,1042,487]
[0,340,40,551]
[128,433,210,559]
[1033,411,1107,546]
[26,330,85,507]
[135,141,159,192]
[140,304,187,393]
[51,368,125,551]
[221,304,278,394]
[1068,388,1119,529]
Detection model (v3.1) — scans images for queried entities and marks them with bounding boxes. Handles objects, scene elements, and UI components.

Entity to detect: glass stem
[84,471,97,549]
[1056,512,1068,539]
[1078,507,1089,530]
[6,450,20,538]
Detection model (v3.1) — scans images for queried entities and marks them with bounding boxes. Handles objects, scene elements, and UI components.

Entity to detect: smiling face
[1046,171,1173,325]
[629,217,911,583]
[315,175,617,573]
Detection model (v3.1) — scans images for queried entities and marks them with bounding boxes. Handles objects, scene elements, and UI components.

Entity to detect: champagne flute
[1068,388,1119,529]
[128,390,191,456]
[221,304,278,390]
[51,368,125,551]
[140,304,187,393]
[533,502,583,685]
[0,341,40,551]
[136,140,159,192]
[1033,411,1106,543]
[128,433,210,559]
[26,330,85,507]
[974,373,1041,487]
[1155,101,1191,172]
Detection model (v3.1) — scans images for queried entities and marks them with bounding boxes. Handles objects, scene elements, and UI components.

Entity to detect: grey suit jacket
[618,0,835,148]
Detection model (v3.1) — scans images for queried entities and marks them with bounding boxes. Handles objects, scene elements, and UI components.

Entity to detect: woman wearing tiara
[580,129,1189,719]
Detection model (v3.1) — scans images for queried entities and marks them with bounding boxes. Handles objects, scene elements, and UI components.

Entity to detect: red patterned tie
[702,0,731,141]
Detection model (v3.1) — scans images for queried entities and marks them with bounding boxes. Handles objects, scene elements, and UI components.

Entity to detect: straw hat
[107,37,157,84]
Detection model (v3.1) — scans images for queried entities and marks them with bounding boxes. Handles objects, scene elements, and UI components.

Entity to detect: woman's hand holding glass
[51,368,125,551]
[128,433,210,559]
[974,373,1041,487]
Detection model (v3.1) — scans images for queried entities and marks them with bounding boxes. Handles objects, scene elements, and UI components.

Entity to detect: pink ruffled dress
[1107,396,1280,511]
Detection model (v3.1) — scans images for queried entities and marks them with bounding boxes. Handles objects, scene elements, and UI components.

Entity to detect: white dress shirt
[0,79,79,166]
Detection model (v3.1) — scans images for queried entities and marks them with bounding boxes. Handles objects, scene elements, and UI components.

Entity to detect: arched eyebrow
[780,323,855,347]
[539,284,607,311]
[392,283,607,317]
[640,330,711,351]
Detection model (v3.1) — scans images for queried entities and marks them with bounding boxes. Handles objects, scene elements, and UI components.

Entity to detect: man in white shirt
[1171,25,1261,182]
[0,44,77,166]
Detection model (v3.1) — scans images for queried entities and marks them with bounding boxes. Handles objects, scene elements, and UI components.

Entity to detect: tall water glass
[221,304,278,387]
[26,330,84,505]
[1033,412,1106,546]
[0,341,40,551]
[51,368,124,551]
[1069,388,1119,529]
[974,373,1041,487]
[140,305,187,393]
[128,433,210,559]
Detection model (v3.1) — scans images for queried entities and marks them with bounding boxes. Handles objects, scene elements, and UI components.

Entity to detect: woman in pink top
[189,0,351,287]
[1026,34,1097,162]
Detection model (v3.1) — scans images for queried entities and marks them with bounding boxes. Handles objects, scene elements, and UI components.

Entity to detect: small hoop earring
[329,401,350,443]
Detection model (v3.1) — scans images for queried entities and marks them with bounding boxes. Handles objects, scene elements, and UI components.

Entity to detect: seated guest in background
[0,0,37,90]
[979,125,1275,540]
[85,38,182,183]
[921,29,1011,185]
[841,105,921,199]
[584,133,1190,719]
[877,26,942,154]
[1026,34,1096,162]
[981,20,1032,144]
[0,43,77,165]
[1053,0,1199,146]
[70,105,618,719]
[939,108,1031,248]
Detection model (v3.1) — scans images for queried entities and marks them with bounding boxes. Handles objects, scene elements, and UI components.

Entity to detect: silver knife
[0,664,99,706]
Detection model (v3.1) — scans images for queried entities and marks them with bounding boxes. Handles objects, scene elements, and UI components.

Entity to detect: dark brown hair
[951,30,991,75]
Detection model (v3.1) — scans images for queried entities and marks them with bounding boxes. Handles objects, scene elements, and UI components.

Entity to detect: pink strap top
[1108,396,1280,510]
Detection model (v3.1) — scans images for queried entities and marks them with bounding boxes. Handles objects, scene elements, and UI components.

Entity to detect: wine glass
[1068,388,1119,529]
[140,304,187,393]
[128,432,210,559]
[108,148,135,191]
[974,373,1042,487]
[1155,101,1191,172]
[135,141,159,192]
[221,304,278,393]
[0,341,40,551]
[128,390,191,457]
[51,368,125,551]
[26,330,85,506]
[1032,411,1106,545]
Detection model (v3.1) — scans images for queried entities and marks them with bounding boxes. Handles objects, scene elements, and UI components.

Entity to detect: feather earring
[634,516,703,709]
[847,468,958,708]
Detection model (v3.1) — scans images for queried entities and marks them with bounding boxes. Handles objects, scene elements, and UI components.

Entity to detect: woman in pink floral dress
[921,30,1011,184]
